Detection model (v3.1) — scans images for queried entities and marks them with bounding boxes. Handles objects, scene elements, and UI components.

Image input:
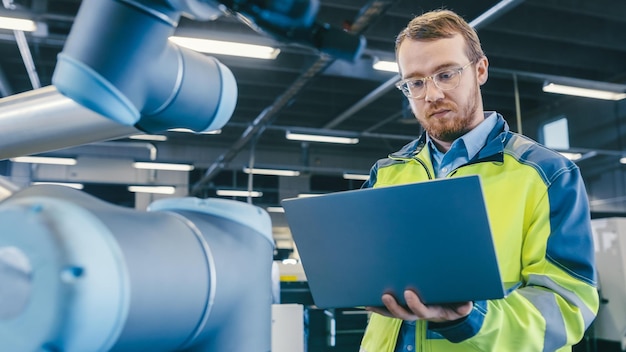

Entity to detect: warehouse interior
[1,0,626,351]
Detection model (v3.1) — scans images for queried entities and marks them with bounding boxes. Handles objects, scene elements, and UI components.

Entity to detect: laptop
[281,175,511,309]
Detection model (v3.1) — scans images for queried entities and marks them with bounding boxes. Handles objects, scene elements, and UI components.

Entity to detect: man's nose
[424,78,444,102]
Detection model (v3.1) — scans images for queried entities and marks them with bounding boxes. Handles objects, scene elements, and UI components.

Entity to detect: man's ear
[476,56,489,86]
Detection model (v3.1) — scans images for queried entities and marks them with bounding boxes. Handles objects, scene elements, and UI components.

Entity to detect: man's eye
[436,70,456,81]
[410,80,425,88]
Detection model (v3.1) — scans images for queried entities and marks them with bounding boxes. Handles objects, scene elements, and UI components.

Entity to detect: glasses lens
[434,70,461,90]
[399,81,424,98]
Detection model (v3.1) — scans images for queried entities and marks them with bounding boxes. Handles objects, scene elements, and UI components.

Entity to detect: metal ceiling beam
[13,29,41,89]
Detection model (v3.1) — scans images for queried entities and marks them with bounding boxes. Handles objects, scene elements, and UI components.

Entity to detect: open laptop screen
[281,175,506,308]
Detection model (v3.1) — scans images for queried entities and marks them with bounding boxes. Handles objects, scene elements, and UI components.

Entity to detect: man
[359,9,599,352]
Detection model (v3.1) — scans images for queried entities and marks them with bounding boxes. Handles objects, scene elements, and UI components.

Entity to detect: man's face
[397,34,489,144]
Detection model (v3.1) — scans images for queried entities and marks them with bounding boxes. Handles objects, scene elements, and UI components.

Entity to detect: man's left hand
[366,290,473,323]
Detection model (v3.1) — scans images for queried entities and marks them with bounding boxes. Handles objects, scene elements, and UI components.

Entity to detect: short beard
[419,82,480,143]
[428,118,470,142]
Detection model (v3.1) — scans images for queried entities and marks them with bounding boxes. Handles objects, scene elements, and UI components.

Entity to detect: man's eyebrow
[402,62,460,80]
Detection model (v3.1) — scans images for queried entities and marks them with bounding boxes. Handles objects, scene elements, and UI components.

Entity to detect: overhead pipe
[467,0,525,28]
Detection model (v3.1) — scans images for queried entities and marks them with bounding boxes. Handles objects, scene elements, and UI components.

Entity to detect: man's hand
[366,290,473,323]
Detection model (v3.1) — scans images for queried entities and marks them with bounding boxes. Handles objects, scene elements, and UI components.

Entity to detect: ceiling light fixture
[128,185,176,194]
[297,193,324,198]
[129,134,168,141]
[543,82,626,101]
[373,60,399,73]
[342,172,370,181]
[169,36,280,60]
[286,131,359,144]
[0,15,36,32]
[243,167,300,177]
[32,182,84,189]
[266,206,285,213]
[216,189,263,197]
[168,128,222,134]
[10,156,77,165]
[133,162,195,171]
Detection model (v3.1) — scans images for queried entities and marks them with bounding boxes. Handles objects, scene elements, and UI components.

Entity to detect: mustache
[425,103,455,117]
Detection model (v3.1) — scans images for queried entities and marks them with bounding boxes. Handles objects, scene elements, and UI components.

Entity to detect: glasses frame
[395,61,474,99]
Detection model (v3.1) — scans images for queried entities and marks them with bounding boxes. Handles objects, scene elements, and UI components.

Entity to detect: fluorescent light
[169,36,280,60]
[266,206,285,213]
[619,157,626,165]
[543,82,626,101]
[129,134,168,141]
[0,16,36,32]
[243,167,300,177]
[559,152,582,161]
[168,128,222,134]
[373,60,399,73]
[216,189,263,197]
[297,193,324,198]
[10,156,77,165]
[32,182,84,189]
[343,172,370,181]
[286,131,359,144]
[133,162,194,171]
[128,185,176,194]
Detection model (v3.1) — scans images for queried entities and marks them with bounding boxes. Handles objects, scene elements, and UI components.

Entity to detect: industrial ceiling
[1,0,626,207]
